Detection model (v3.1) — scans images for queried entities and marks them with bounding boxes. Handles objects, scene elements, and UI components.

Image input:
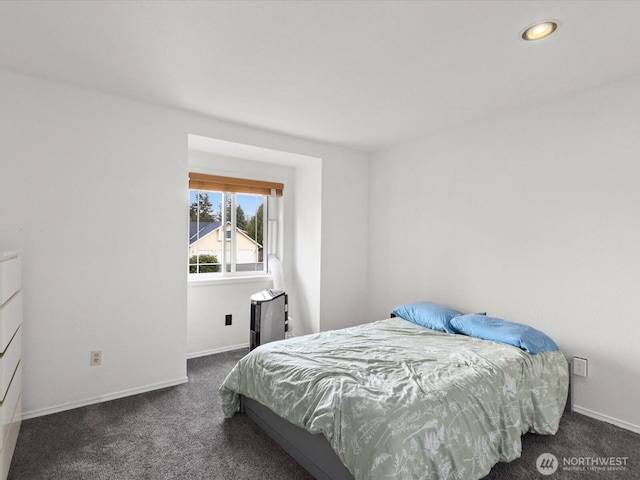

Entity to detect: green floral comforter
[220,317,569,479]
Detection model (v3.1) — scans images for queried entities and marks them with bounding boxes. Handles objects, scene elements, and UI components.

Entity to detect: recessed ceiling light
[521,20,558,41]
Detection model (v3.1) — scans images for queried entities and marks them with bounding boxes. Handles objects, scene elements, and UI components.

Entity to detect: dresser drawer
[0,328,21,403]
[0,253,20,307]
[0,411,20,480]
[0,362,21,452]
[0,292,21,355]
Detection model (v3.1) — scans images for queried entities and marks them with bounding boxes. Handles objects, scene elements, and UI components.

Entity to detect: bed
[220,315,569,480]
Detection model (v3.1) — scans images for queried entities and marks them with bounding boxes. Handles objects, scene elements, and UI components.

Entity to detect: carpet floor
[9,348,640,479]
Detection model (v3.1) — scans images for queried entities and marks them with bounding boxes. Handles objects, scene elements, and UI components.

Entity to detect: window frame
[188,188,270,281]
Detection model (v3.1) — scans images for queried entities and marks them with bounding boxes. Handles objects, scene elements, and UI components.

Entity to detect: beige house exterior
[189,221,262,266]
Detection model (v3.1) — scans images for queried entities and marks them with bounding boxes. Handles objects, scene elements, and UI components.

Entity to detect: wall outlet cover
[90,350,102,366]
[573,356,588,377]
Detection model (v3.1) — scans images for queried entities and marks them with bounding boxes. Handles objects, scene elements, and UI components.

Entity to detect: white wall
[293,160,322,334]
[368,75,640,432]
[187,278,272,356]
[320,150,369,331]
[0,69,369,418]
[0,72,189,417]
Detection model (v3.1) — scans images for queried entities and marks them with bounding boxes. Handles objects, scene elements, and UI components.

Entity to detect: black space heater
[250,289,288,350]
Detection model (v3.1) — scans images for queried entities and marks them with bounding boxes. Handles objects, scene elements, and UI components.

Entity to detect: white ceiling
[1,1,640,153]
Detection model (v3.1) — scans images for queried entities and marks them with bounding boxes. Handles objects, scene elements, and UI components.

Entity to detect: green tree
[190,193,216,222]
[223,196,247,230]
[189,254,220,273]
[246,204,264,245]
[236,205,247,231]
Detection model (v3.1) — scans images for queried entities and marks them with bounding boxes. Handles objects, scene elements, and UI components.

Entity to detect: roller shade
[189,172,283,196]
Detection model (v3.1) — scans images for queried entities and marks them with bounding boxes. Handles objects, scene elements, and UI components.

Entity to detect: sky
[189,190,263,218]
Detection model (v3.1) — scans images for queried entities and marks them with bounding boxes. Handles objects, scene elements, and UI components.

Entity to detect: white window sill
[188,274,272,287]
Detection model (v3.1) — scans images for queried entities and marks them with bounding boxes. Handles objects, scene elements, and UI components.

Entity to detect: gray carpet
[9,348,640,479]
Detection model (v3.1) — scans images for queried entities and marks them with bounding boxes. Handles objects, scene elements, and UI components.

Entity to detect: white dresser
[0,252,21,480]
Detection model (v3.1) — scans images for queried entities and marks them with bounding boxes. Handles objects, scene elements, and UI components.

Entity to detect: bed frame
[241,396,354,480]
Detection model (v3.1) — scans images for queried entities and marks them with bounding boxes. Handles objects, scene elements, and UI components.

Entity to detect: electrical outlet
[90,350,102,366]
[225,314,232,326]
[573,356,588,377]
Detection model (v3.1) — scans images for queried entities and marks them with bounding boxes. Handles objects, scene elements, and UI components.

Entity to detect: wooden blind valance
[189,173,284,197]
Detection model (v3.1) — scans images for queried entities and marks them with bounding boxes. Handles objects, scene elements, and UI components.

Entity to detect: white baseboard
[22,344,250,420]
[187,343,249,359]
[21,376,188,421]
[573,405,640,434]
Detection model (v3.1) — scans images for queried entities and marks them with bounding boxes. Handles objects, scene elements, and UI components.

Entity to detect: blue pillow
[392,301,463,334]
[450,314,559,354]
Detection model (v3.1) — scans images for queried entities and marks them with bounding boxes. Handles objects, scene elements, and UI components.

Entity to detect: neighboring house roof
[189,221,263,248]
[189,221,221,245]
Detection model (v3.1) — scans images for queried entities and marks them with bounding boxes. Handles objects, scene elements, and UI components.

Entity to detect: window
[188,173,283,277]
